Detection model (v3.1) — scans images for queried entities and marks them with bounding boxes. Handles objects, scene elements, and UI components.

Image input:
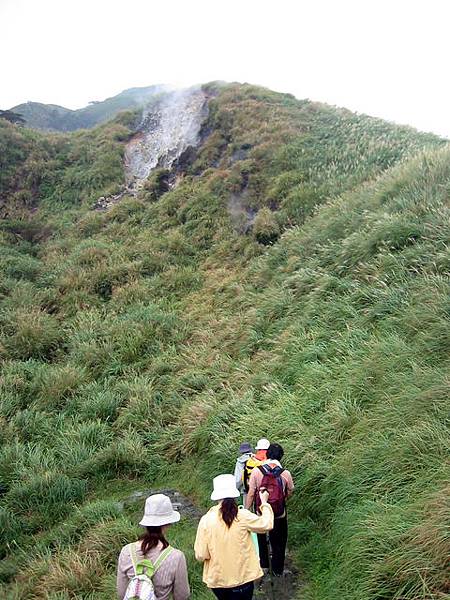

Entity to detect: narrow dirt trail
[121,488,304,600]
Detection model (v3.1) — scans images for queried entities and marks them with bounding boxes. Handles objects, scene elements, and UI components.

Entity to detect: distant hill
[10,84,169,131]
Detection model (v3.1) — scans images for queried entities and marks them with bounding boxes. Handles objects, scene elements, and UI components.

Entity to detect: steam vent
[124,87,208,182]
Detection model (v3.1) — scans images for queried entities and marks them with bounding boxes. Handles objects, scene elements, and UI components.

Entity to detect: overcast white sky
[1,0,449,137]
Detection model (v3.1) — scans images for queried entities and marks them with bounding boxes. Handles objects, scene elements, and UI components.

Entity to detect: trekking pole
[267,532,275,600]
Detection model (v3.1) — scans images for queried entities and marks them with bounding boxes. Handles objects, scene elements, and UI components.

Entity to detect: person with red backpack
[245,443,294,576]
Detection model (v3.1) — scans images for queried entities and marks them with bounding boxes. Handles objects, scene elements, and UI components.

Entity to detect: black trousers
[257,515,288,575]
[212,581,254,599]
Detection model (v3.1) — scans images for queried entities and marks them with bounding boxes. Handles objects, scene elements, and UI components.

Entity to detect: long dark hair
[140,526,169,554]
[220,498,239,528]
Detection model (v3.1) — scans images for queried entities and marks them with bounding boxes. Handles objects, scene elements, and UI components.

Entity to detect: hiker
[254,438,270,462]
[234,441,253,503]
[239,438,270,501]
[245,443,294,576]
[194,474,274,599]
[117,493,190,600]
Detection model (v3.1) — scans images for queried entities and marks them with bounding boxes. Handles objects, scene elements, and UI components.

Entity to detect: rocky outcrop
[93,86,209,210]
[92,188,137,211]
[124,87,208,183]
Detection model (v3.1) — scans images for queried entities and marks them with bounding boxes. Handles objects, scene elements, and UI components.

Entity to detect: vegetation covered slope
[0,83,449,600]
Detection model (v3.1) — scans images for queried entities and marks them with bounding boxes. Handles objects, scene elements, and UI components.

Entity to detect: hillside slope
[0,83,449,600]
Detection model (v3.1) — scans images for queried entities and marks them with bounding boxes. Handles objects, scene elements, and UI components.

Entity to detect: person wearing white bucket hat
[117,494,190,600]
[255,438,270,452]
[239,438,270,504]
[194,474,274,599]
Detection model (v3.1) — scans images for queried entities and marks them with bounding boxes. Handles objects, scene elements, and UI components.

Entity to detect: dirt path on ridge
[121,488,304,600]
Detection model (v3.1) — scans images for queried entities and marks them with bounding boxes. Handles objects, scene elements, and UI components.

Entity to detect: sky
[1,0,450,137]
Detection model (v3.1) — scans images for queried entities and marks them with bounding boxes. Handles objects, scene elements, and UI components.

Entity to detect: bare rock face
[125,87,208,183]
[92,86,209,211]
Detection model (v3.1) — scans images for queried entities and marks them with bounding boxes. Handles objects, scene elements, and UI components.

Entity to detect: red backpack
[254,464,286,517]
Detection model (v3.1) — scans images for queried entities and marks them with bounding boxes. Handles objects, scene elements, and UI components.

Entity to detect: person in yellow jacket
[194,474,274,599]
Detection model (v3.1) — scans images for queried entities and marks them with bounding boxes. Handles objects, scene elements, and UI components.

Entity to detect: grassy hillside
[0,110,135,218]
[0,83,449,600]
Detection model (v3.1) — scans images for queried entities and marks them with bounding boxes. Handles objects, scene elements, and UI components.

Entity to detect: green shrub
[0,309,64,360]
[106,198,145,223]
[0,507,24,557]
[8,409,55,442]
[76,431,148,479]
[73,381,123,422]
[0,252,41,281]
[5,473,88,527]
[34,364,86,410]
[76,211,105,237]
[252,207,280,244]
[140,168,170,202]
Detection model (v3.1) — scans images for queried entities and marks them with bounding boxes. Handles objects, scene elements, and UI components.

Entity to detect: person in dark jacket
[245,443,294,576]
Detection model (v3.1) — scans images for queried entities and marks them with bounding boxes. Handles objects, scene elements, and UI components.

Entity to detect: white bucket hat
[139,494,181,527]
[255,438,270,450]
[211,474,240,501]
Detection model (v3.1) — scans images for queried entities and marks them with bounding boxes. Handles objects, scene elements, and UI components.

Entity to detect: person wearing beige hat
[117,494,190,600]
[194,474,274,599]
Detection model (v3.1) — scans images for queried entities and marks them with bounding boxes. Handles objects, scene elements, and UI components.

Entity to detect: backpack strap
[133,545,174,577]
[259,464,285,477]
[153,545,173,571]
[242,459,250,491]
[258,464,287,499]
[272,466,285,476]
[129,542,139,576]
[258,464,270,476]
[272,467,287,500]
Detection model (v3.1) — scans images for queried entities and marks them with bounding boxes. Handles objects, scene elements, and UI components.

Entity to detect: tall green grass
[0,83,448,599]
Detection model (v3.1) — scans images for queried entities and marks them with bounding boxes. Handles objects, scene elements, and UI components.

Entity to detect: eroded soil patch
[120,487,203,521]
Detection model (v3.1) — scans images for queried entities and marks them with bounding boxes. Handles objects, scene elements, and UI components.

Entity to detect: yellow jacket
[194,502,274,588]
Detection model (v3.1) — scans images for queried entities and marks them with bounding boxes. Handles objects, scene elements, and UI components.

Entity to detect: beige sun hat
[139,494,181,527]
[255,438,270,450]
[211,474,240,501]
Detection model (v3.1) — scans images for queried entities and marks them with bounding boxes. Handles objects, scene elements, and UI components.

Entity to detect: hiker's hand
[259,488,269,504]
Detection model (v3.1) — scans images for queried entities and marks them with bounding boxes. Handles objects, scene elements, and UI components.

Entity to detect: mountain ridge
[9,84,170,131]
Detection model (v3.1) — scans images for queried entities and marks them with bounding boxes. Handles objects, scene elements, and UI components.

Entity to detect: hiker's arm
[234,460,243,492]
[116,548,128,600]
[173,552,190,600]
[244,502,274,533]
[194,519,210,562]
[245,469,257,509]
[285,470,294,498]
